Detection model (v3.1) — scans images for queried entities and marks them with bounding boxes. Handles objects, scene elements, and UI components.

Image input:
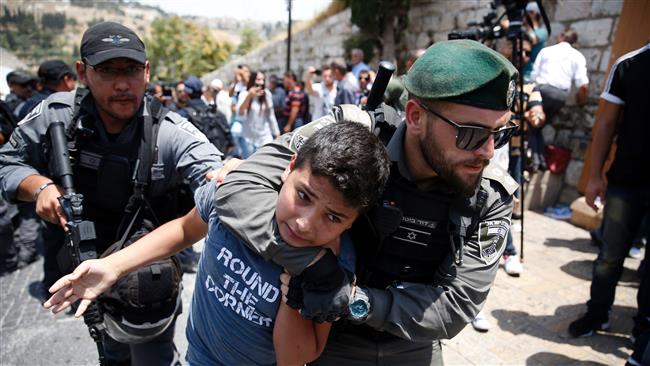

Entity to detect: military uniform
[216,40,519,365]
[0,89,222,364]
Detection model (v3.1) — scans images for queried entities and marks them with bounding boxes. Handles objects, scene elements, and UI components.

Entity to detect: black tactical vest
[64,93,180,252]
[351,164,456,289]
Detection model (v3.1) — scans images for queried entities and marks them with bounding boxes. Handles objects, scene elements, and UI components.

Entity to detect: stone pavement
[0,211,644,365]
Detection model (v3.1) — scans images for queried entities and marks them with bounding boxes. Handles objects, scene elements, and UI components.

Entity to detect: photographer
[0,21,222,365]
[237,71,280,154]
[303,65,336,120]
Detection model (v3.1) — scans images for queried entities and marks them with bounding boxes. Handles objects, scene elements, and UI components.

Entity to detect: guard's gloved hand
[287,248,355,323]
[284,275,303,310]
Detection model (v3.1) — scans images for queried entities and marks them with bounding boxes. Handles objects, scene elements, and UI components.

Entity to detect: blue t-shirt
[186,181,355,365]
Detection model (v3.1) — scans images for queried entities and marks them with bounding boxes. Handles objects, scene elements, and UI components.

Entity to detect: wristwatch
[348,286,371,322]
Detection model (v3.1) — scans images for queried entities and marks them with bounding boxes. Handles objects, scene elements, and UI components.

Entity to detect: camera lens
[314,69,322,76]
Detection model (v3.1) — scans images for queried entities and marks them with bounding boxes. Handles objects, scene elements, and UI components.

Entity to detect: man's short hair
[321,65,331,72]
[294,123,390,211]
[330,59,347,74]
[351,48,364,58]
[562,28,578,45]
[284,71,298,82]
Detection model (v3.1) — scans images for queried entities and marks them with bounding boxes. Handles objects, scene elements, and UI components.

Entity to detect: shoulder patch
[178,120,209,143]
[46,91,76,106]
[477,218,510,265]
[17,101,44,125]
[482,162,518,196]
[289,115,336,152]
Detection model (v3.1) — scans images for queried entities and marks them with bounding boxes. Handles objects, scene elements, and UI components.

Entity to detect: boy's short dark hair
[294,123,390,211]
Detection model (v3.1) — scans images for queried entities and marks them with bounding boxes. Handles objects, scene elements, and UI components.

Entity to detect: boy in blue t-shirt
[44,122,390,365]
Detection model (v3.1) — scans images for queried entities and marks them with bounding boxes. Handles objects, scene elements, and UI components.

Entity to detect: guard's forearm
[16,174,54,202]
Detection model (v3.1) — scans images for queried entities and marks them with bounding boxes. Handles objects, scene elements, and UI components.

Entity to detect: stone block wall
[204,0,623,210]
[529,0,622,208]
[202,9,356,84]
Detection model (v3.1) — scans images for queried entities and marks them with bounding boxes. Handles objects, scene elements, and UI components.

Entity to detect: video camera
[448,0,551,43]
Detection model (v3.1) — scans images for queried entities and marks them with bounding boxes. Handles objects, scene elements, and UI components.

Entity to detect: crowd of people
[0,5,648,365]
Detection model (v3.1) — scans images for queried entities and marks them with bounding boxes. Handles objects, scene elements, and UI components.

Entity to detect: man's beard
[420,131,486,197]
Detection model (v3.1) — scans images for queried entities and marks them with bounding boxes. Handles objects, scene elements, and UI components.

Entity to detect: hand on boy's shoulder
[206,158,244,183]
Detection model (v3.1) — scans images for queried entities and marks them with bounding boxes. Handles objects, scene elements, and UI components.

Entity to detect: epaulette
[161,110,185,125]
[482,161,518,196]
[46,91,76,107]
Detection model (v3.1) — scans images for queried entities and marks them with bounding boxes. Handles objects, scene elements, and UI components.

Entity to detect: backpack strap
[115,97,168,243]
[66,88,91,140]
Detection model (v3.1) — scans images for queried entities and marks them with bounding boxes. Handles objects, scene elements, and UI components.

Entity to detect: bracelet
[33,182,55,201]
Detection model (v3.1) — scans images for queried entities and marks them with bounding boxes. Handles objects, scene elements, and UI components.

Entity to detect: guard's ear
[76,60,88,87]
[404,99,426,136]
[144,60,151,83]
[281,153,298,183]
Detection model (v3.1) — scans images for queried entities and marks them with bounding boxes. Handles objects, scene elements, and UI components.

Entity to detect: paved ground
[0,210,644,365]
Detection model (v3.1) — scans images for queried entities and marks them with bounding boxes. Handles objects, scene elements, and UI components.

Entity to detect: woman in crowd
[237,71,280,156]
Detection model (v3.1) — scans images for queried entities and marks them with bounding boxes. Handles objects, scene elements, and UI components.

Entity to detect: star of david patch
[477,218,510,265]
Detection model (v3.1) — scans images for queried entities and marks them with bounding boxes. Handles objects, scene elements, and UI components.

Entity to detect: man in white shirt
[209,78,233,123]
[303,65,337,120]
[531,28,589,124]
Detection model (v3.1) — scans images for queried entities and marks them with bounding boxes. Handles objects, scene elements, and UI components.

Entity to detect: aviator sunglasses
[417,101,519,151]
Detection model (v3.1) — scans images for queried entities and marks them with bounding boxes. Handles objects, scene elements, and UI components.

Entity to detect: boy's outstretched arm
[43,207,208,316]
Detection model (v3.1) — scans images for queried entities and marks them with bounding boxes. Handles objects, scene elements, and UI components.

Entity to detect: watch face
[350,299,369,319]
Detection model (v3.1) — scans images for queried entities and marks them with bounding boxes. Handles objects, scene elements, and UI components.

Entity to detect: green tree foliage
[343,0,410,65]
[0,6,68,67]
[42,12,66,30]
[236,27,262,55]
[145,16,233,80]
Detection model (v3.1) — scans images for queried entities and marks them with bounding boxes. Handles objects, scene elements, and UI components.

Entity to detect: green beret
[403,40,518,110]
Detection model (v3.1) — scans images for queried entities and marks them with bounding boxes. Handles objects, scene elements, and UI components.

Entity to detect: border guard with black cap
[0,21,222,365]
[212,39,519,364]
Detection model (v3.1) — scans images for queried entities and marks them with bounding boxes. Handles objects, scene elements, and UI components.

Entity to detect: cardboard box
[570,196,603,231]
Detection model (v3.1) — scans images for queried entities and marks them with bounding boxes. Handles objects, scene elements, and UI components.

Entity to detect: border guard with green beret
[0,21,223,365]
[214,39,519,364]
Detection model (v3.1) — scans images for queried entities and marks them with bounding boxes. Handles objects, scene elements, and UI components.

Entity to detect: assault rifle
[364,61,397,146]
[48,121,107,365]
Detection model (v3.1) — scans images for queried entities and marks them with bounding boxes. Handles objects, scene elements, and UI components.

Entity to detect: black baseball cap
[80,21,146,66]
[6,70,36,85]
[38,60,75,82]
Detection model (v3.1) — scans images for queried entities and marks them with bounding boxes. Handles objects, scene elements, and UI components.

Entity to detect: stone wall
[526,0,622,208]
[204,0,623,210]
[202,9,357,84]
